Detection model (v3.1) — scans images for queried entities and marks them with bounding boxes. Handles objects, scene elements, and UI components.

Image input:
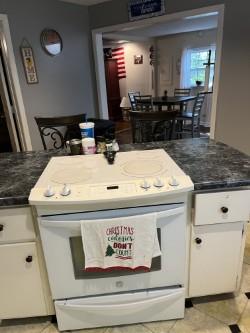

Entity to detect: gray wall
[0,0,96,150]
[89,0,250,155]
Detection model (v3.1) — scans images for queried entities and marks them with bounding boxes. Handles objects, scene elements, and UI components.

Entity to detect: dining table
[137,95,197,112]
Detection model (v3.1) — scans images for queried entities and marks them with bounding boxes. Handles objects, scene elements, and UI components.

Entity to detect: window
[181,47,216,89]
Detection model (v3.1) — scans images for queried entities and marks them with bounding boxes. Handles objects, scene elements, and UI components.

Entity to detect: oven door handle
[40,206,184,229]
[56,289,183,312]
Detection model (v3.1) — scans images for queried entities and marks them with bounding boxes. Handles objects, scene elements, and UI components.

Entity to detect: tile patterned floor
[1,225,250,333]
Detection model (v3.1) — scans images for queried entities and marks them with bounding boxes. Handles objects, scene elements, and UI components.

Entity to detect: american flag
[112,47,126,79]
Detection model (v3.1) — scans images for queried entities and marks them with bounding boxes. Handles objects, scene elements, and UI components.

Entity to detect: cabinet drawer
[194,190,250,225]
[0,242,47,319]
[0,207,36,243]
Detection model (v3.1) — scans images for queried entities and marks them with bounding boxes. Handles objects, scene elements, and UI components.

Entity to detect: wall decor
[40,29,63,56]
[149,45,156,65]
[134,54,143,64]
[20,39,38,84]
[159,56,173,86]
[128,0,165,21]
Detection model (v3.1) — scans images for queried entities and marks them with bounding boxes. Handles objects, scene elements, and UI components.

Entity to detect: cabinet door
[189,222,244,297]
[0,242,47,319]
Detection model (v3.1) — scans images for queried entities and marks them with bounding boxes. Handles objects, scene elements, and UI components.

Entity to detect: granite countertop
[0,138,250,207]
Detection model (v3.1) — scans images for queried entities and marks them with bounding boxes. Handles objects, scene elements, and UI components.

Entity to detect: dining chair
[35,114,115,150]
[128,91,140,111]
[130,110,177,143]
[173,92,206,138]
[174,88,191,111]
[134,95,154,112]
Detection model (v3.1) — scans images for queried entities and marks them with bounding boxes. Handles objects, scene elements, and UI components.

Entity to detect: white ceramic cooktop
[35,149,185,187]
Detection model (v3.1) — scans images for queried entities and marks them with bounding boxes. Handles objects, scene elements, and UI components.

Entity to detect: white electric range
[29,149,193,331]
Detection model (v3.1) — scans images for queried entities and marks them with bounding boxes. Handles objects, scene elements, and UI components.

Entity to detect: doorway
[0,46,20,152]
[92,4,224,141]
[0,14,32,151]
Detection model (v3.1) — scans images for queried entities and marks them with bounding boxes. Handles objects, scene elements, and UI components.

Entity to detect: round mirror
[40,29,63,56]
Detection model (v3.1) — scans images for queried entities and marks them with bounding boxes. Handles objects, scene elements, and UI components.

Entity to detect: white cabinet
[189,222,244,297]
[0,242,47,319]
[0,206,54,319]
[189,190,250,298]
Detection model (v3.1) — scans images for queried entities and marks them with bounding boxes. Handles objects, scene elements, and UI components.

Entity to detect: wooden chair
[35,114,86,150]
[173,92,206,138]
[130,110,177,143]
[134,95,154,112]
[173,88,191,111]
[128,91,140,111]
[35,114,115,150]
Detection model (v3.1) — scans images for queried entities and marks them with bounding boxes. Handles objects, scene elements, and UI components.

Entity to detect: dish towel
[80,213,161,272]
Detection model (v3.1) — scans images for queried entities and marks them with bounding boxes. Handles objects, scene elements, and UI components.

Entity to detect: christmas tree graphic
[105,244,115,257]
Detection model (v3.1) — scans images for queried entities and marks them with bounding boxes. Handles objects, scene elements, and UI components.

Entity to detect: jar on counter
[96,136,106,154]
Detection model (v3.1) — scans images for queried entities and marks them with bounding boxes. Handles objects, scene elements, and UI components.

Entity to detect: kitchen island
[0,137,250,323]
[0,138,250,207]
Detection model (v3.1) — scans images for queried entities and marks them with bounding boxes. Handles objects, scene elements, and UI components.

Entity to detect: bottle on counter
[105,134,119,152]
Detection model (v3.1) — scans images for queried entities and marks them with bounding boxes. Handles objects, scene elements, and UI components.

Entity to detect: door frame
[92,4,224,138]
[0,14,32,151]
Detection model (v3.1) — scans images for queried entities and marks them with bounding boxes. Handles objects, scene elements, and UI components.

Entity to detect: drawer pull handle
[221,207,229,214]
[25,256,33,263]
[195,237,202,245]
[0,224,4,232]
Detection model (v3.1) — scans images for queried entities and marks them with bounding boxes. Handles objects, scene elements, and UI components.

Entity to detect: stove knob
[154,178,164,188]
[169,176,179,187]
[44,185,55,197]
[140,179,151,190]
[61,184,71,196]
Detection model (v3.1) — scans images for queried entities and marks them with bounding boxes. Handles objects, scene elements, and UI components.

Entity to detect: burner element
[122,160,166,177]
[51,167,92,184]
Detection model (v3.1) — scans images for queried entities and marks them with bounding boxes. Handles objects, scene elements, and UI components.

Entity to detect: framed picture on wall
[134,55,143,64]
[20,46,38,84]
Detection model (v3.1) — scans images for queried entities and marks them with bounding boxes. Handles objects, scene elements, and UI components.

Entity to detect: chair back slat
[174,88,191,97]
[192,92,206,115]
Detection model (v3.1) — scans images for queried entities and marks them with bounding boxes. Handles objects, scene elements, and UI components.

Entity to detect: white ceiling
[59,0,110,6]
[103,14,218,43]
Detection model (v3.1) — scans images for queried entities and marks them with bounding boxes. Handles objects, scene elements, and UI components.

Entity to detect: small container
[96,136,106,154]
[79,122,95,138]
[66,139,82,155]
[82,137,96,155]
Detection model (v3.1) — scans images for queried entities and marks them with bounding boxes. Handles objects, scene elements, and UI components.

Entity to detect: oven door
[38,203,186,299]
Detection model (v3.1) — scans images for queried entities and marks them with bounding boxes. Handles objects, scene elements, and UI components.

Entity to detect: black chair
[174,88,191,111]
[128,91,140,111]
[173,92,206,138]
[35,114,115,150]
[130,110,177,143]
[134,95,154,112]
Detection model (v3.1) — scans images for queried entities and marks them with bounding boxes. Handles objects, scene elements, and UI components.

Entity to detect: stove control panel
[29,175,194,205]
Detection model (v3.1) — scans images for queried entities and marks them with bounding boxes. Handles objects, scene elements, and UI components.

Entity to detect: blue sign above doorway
[128,0,166,21]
